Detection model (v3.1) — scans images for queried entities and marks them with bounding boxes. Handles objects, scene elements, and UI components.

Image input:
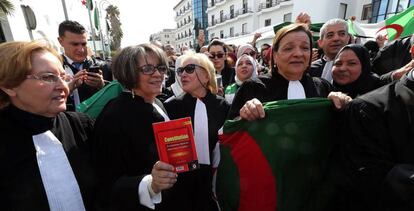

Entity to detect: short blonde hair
[0,40,61,108]
[180,52,218,94]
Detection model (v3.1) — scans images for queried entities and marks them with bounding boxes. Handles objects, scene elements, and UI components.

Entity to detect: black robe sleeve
[92,93,165,211]
[340,79,414,211]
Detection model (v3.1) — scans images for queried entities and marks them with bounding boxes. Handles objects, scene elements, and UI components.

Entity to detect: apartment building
[150,29,176,46]
[205,0,377,45]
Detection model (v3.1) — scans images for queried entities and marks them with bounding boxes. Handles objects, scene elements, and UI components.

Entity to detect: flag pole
[87,0,97,55]
[95,1,106,59]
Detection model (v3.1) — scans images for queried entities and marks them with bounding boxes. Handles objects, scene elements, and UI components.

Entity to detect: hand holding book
[150,161,177,193]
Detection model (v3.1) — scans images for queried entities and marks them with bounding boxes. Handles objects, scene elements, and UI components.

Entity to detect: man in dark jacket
[58,20,108,111]
[309,18,350,82]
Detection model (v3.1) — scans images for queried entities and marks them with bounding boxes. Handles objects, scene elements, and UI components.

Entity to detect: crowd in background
[1,11,414,211]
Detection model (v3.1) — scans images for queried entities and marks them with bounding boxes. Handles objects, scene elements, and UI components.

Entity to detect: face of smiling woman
[6,51,70,117]
[273,31,311,81]
[134,53,165,103]
[332,49,362,85]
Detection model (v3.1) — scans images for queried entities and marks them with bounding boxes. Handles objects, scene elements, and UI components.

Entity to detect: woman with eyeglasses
[164,52,230,211]
[92,44,184,211]
[228,23,351,120]
[207,39,235,89]
[0,40,97,210]
[224,54,258,104]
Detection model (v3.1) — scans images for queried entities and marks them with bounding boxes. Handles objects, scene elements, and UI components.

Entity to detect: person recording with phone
[58,20,107,111]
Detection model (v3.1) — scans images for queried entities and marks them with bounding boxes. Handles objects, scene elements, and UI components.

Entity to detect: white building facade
[206,0,373,45]
[150,29,176,46]
[174,0,195,50]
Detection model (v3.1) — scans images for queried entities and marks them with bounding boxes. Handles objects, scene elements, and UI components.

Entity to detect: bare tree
[106,5,123,51]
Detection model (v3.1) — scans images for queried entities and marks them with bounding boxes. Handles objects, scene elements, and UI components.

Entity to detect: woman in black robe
[332,44,385,98]
[339,70,414,211]
[164,52,230,211]
[228,23,350,120]
[92,44,209,211]
[0,41,96,210]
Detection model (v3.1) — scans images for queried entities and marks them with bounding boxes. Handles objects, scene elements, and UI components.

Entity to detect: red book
[152,117,199,173]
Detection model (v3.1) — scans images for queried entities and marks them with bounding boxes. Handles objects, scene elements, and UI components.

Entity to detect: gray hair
[112,44,168,90]
[319,18,348,40]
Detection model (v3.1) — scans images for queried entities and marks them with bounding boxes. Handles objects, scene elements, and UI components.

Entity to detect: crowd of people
[0,12,413,211]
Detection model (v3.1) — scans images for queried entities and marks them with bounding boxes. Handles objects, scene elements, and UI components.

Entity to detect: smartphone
[216,74,223,87]
[88,65,100,73]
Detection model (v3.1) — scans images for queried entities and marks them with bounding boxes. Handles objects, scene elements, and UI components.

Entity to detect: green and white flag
[348,6,414,41]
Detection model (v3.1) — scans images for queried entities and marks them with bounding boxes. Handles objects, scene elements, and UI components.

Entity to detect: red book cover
[152,117,199,173]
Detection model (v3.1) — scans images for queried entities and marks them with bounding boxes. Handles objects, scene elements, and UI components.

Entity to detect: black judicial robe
[228,70,333,119]
[0,105,97,211]
[339,74,414,211]
[164,91,229,211]
[94,92,217,211]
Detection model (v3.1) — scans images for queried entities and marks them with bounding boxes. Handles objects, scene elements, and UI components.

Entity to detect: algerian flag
[217,98,337,211]
[348,6,414,41]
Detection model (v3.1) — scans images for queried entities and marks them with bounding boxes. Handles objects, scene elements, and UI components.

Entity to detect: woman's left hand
[328,91,352,110]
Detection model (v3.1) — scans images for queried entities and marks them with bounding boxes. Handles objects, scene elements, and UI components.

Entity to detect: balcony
[207,0,226,11]
[258,0,291,12]
[175,4,192,19]
[208,7,253,27]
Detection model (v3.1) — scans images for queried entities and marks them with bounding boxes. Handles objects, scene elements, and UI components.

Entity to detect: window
[398,0,409,12]
[220,30,224,38]
[339,3,347,19]
[230,5,234,18]
[211,15,215,26]
[220,10,224,22]
[265,19,271,26]
[211,0,215,7]
[210,33,215,40]
[242,23,247,34]
[283,13,292,22]
[361,4,372,20]
[243,0,248,13]
[266,0,272,8]
[230,27,234,37]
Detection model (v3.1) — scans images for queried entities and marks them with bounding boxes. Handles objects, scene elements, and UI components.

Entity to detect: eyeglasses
[26,72,73,83]
[137,64,168,75]
[176,64,205,76]
[243,51,257,57]
[209,53,225,59]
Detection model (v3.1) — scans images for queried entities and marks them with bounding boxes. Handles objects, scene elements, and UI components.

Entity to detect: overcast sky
[116,0,177,47]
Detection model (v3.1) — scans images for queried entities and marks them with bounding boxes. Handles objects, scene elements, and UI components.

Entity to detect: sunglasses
[26,72,73,83]
[209,53,225,59]
[176,64,205,76]
[138,64,168,75]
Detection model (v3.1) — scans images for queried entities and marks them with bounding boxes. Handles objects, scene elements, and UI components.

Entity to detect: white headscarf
[236,43,256,59]
[234,55,258,86]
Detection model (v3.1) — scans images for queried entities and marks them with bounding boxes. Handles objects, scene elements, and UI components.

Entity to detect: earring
[131,89,135,98]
